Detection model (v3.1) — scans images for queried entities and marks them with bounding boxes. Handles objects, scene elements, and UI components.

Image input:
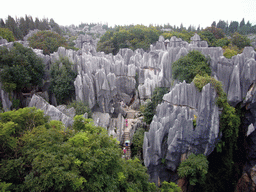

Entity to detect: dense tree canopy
[97,25,161,54]
[49,57,77,105]
[28,30,67,54]
[0,108,158,192]
[0,43,45,93]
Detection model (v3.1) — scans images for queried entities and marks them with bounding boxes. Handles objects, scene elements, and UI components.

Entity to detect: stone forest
[1,16,256,191]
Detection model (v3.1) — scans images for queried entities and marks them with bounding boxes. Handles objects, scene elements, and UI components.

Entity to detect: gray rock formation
[29,94,73,127]
[143,82,220,183]
[0,83,12,111]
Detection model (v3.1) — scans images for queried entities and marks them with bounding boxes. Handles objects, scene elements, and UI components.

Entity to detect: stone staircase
[122,108,137,159]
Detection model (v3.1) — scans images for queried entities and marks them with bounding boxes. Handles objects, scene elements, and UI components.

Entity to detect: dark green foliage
[198,30,216,46]
[131,127,146,160]
[67,100,92,118]
[142,87,169,124]
[0,28,15,42]
[0,43,45,93]
[0,179,12,192]
[178,154,208,186]
[28,30,67,55]
[172,50,211,83]
[231,32,251,49]
[97,25,161,54]
[193,75,241,192]
[160,181,181,192]
[49,57,77,105]
[162,30,195,42]
[0,108,155,192]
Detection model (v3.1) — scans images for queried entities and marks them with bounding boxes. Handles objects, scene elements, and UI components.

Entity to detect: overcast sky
[1,0,255,28]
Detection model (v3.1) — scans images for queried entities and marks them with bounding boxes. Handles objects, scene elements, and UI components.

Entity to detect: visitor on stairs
[123,147,127,158]
[125,119,128,127]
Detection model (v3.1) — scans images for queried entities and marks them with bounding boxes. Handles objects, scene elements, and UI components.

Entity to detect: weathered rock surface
[143,82,220,183]
[28,94,73,127]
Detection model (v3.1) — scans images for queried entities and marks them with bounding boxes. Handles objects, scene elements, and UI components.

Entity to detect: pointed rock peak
[190,33,201,41]
[158,35,165,42]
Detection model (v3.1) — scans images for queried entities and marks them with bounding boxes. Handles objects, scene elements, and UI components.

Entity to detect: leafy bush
[142,87,169,124]
[0,28,15,42]
[28,30,67,54]
[223,47,238,59]
[0,43,45,93]
[231,32,251,49]
[172,50,211,83]
[178,154,208,186]
[198,30,216,46]
[67,100,92,118]
[49,57,77,105]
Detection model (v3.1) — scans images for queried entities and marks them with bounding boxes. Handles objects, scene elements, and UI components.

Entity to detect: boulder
[29,94,73,127]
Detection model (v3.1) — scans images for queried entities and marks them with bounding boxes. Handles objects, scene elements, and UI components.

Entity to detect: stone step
[126,111,135,119]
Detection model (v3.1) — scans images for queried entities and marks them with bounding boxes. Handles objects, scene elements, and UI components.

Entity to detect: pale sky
[1,0,256,28]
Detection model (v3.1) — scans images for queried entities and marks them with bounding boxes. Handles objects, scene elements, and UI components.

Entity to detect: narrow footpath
[123,107,137,159]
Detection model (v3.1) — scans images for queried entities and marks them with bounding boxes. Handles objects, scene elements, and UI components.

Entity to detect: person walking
[123,147,127,158]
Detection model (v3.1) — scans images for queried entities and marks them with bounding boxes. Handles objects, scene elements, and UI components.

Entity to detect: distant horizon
[1,0,255,30]
[1,14,256,30]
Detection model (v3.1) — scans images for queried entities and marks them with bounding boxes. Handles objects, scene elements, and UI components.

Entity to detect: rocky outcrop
[143,82,220,183]
[0,83,12,111]
[28,94,73,127]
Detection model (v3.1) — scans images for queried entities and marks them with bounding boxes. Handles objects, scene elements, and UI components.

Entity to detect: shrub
[49,57,77,105]
[0,28,15,42]
[172,50,211,83]
[28,30,67,54]
[231,32,251,50]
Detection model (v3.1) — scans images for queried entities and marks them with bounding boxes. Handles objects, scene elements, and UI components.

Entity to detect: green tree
[0,43,45,93]
[229,21,239,33]
[0,28,15,42]
[131,127,146,159]
[97,25,160,55]
[231,32,251,49]
[49,57,77,104]
[198,30,216,46]
[215,37,230,47]
[28,30,67,54]
[172,50,211,83]
[161,181,181,192]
